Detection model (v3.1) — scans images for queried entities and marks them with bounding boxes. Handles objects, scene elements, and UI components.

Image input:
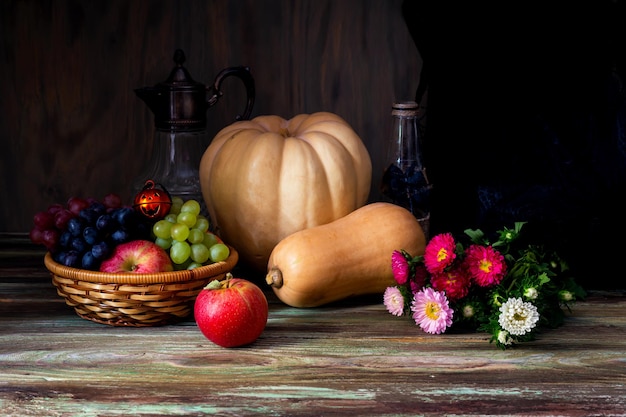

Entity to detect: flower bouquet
[384,222,586,349]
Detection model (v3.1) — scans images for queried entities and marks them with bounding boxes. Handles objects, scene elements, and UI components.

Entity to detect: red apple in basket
[194,273,268,348]
[99,240,173,273]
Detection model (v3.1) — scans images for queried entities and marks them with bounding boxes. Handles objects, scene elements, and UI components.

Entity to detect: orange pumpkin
[199,112,372,271]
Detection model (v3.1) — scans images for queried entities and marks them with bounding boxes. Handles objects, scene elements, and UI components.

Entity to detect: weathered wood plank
[1,234,625,416]
[2,302,626,416]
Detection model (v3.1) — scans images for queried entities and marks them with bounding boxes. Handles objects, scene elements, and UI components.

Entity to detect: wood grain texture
[1,233,625,416]
[0,0,420,233]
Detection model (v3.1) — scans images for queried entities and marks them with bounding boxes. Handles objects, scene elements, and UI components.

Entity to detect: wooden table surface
[1,233,625,417]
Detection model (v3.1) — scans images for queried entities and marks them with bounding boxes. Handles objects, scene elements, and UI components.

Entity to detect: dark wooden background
[0,0,421,232]
[2,1,626,289]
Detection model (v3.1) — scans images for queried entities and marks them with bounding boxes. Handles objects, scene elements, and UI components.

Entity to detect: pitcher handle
[207,66,256,121]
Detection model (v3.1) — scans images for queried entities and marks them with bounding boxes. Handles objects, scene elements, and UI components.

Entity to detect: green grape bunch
[151,197,230,270]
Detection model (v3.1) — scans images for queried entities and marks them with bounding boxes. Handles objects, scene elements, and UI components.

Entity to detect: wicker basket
[44,246,238,327]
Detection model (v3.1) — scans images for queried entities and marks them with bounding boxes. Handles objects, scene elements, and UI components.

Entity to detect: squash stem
[265,267,283,288]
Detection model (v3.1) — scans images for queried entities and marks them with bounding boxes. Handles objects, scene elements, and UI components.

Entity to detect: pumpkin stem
[265,267,283,288]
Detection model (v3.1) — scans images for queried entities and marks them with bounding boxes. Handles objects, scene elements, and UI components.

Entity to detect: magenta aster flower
[430,266,470,301]
[464,244,507,287]
[410,264,428,293]
[411,287,454,334]
[384,286,406,316]
[391,250,410,285]
[423,233,457,274]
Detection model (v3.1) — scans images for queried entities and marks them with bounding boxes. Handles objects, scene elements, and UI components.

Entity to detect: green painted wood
[1,233,625,416]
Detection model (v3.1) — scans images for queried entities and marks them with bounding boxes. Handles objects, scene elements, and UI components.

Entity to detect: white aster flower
[524,287,538,300]
[497,330,513,346]
[462,304,475,318]
[498,297,540,336]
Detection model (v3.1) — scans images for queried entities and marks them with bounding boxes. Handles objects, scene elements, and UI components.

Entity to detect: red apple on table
[194,273,268,348]
[99,240,173,273]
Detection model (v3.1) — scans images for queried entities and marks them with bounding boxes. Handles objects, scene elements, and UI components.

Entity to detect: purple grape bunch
[30,195,152,270]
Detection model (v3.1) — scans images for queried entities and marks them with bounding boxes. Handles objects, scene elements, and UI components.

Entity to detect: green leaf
[464,228,485,244]
[537,272,550,286]
[514,221,527,233]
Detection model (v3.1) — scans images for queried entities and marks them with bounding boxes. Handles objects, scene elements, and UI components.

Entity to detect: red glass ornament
[133,180,172,219]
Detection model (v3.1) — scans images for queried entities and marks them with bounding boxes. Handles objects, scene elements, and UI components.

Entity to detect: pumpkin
[265,202,426,308]
[199,112,372,271]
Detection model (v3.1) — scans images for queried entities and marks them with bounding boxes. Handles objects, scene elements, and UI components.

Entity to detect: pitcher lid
[135,49,209,132]
[156,49,205,92]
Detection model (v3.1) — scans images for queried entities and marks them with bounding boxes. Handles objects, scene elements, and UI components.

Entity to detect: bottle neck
[388,112,422,171]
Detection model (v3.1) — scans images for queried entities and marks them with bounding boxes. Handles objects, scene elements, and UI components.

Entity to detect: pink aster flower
[411,287,454,334]
[464,244,507,287]
[423,233,457,274]
[430,266,471,301]
[391,250,410,285]
[384,286,406,316]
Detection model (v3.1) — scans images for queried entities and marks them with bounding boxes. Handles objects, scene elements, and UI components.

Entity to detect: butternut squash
[265,202,426,307]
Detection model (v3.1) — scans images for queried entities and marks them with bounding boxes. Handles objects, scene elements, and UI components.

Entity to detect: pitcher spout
[134,86,161,114]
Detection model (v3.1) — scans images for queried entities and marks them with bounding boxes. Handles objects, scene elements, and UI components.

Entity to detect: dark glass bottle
[380,101,432,238]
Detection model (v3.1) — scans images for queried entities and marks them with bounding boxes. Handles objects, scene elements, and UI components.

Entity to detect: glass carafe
[133,49,255,214]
